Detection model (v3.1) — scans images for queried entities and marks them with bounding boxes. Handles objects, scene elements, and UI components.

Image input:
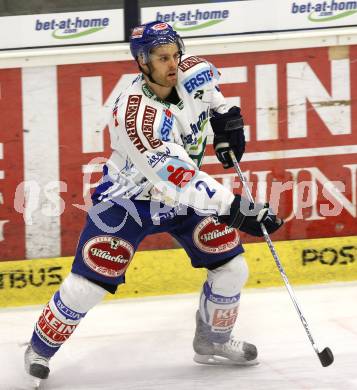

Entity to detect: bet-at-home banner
[142,0,357,37]
[0,9,124,50]
[0,1,356,50]
[0,45,356,260]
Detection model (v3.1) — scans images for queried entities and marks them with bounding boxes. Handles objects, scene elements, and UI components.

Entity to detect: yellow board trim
[0,235,356,308]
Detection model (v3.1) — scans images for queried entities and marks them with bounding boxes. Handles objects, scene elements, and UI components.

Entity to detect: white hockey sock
[31,273,106,357]
[198,255,248,343]
[199,282,240,343]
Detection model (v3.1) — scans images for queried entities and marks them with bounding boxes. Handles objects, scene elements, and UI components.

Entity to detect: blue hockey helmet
[129,21,185,64]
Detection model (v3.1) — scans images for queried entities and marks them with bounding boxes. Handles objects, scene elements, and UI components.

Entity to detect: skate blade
[194,353,259,366]
[26,374,43,389]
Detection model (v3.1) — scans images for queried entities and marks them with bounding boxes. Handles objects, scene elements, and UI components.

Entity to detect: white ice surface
[1,282,357,390]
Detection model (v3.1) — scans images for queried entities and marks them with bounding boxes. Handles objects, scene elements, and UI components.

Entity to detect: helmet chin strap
[139,62,169,88]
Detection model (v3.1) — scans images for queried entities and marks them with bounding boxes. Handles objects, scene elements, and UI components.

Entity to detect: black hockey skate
[193,311,258,365]
[24,344,50,388]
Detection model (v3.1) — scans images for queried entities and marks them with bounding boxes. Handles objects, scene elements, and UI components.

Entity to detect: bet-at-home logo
[291,1,357,22]
[156,9,229,31]
[35,16,109,39]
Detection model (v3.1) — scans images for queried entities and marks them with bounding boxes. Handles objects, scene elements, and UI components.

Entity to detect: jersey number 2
[195,180,216,198]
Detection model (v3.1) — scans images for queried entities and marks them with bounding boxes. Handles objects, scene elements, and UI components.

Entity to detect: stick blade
[318,347,334,367]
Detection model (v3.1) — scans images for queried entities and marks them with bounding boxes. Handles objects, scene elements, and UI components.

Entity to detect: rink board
[1,44,357,261]
[0,235,356,308]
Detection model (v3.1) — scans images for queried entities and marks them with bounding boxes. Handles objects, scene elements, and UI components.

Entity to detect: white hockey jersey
[101,54,235,216]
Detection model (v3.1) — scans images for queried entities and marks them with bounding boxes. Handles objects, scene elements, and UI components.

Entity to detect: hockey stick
[228,150,334,367]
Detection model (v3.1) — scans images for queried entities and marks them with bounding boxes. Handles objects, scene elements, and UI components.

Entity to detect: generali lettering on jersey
[178,56,205,72]
[0,46,356,260]
[142,105,162,149]
[125,95,147,153]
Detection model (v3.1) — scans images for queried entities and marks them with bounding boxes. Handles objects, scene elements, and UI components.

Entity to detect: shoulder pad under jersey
[178,55,220,95]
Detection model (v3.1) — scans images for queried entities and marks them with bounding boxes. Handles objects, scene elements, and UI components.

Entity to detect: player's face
[148,44,180,87]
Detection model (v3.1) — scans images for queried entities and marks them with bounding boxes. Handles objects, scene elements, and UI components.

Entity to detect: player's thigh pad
[71,202,149,290]
[207,253,248,296]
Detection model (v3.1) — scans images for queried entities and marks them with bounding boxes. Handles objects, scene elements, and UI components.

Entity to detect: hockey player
[24,21,283,386]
